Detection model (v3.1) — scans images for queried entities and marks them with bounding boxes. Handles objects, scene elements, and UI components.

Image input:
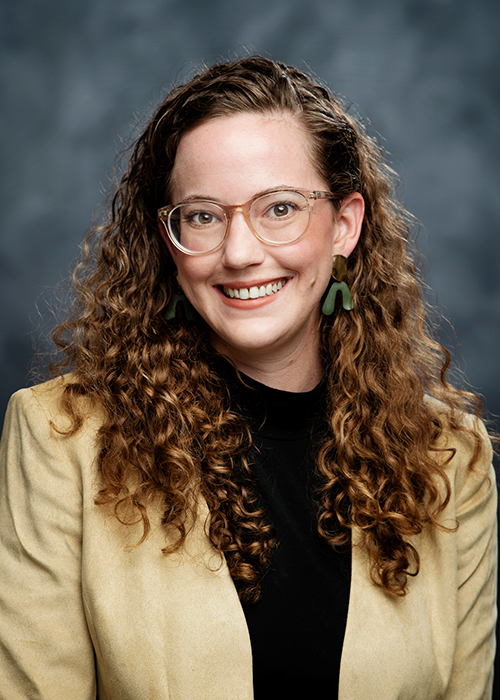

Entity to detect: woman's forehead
[170,112,323,202]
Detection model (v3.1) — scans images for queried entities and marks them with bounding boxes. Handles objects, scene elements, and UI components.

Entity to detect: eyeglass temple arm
[309,191,335,200]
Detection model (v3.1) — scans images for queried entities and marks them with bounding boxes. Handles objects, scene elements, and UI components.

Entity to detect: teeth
[223,279,285,300]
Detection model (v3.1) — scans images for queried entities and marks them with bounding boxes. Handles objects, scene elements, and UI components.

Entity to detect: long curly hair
[51,56,484,602]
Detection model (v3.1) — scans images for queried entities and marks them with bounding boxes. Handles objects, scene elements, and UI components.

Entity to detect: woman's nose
[221,211,266,268]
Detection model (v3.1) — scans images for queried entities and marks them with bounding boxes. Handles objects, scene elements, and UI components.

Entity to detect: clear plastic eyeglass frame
[157,189,336,256]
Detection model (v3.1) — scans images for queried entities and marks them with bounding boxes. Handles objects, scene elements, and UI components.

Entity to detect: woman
[0,56,496,699]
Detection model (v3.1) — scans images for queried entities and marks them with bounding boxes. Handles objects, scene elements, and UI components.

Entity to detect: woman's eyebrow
[177,193,221,203]
[176,185,302,205]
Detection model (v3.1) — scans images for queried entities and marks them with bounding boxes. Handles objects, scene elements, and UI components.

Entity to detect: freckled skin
[162,112,364,390]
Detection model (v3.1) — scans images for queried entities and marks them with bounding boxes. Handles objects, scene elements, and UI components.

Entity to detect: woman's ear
[332,192,365,258]
[157,216,178,263]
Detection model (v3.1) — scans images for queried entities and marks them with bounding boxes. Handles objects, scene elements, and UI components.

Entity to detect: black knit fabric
[221,362,351,698]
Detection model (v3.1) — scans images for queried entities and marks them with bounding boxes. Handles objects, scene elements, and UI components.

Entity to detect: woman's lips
[221,278,287,300]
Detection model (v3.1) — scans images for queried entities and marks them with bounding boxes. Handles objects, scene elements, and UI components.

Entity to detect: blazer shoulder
[2,375,105,469]
[425,395,493,482]
[11,374,104,428]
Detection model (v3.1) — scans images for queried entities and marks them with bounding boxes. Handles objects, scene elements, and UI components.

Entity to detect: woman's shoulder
[0,375,106,517]
[424,395,495,502]
[2,373,105,449]
[8,373,70,414]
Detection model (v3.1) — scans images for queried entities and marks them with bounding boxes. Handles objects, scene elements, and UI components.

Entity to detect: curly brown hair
[51,55,484,602]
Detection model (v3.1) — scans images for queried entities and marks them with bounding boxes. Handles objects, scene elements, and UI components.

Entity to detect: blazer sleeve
[444,423,497,700]
[0,386,96,699]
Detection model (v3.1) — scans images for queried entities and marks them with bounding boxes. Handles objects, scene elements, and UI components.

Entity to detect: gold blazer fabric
[0,378,497,699]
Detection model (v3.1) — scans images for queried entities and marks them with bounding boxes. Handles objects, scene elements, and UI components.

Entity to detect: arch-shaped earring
[164,274,197,321]
[321,255,353,316]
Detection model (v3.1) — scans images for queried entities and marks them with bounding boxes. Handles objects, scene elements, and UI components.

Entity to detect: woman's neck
[211,333,323,393]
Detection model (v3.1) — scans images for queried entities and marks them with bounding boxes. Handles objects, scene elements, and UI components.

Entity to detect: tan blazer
[0,378,496,700]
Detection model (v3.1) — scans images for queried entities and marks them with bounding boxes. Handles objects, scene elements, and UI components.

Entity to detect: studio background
[1,0,499,689]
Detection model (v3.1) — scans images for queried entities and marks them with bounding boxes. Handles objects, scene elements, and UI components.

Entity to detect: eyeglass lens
[168,191,310,253]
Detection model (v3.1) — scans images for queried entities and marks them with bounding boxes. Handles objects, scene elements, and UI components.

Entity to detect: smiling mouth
[221,279,287,300]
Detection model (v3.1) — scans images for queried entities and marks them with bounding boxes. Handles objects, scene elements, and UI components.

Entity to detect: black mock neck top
[221,363,351,699]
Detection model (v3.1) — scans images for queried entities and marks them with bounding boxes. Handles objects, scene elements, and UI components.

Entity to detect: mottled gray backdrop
[1,0,499,417]
[1,0,499,679]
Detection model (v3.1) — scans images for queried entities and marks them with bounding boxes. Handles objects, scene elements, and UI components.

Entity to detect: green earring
[321,255,353,316]
[164,274,197,321]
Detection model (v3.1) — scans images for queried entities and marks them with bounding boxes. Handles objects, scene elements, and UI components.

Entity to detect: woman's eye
[187,211,218,226]
[267,202,296,218]
[196,212,214,224]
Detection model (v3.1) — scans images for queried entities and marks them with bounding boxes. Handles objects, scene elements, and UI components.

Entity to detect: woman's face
[164,111,362,371]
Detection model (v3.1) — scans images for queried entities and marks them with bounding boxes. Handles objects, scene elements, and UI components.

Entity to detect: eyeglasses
[157,189,336,255]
